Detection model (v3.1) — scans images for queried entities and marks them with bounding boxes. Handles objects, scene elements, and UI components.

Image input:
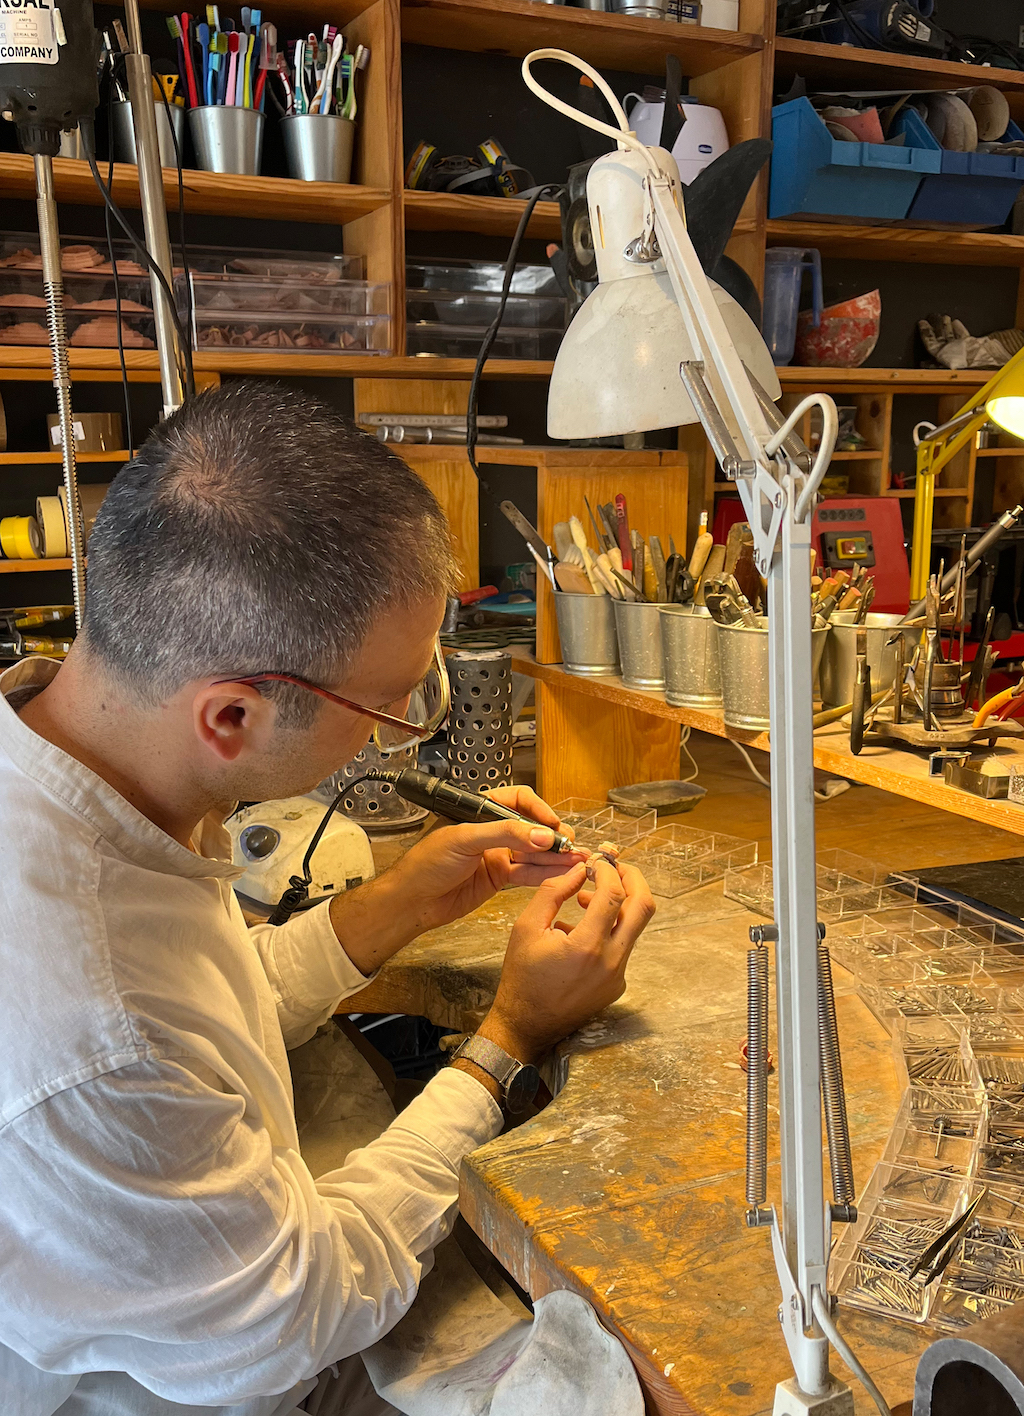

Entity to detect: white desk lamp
[524,50,890,1416]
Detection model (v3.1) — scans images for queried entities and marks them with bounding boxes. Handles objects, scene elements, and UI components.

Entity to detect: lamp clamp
[623,233,661,265]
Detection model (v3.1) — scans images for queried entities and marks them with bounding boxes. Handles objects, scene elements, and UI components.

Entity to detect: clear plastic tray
[406,321,564,360]
[624,823,758,868]
[181,273,389,318]
[0,307,154,348]
[406,257,560,296]
[0,231,147,278]
[406,288,567,330]
[551,798,605,830]
[188,309,390,354]
[184,245,365,283]
[930,1275,1024,1331]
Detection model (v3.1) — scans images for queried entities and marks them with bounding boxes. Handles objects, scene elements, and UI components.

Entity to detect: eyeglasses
[217,638,450,753]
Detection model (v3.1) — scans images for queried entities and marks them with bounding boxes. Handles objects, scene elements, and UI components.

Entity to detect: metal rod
[35,154,85,626]
[122,0,185,417]
[904,505,1023,623]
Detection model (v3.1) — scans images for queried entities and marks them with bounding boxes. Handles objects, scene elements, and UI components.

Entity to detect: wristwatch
[449,1034,540,1114]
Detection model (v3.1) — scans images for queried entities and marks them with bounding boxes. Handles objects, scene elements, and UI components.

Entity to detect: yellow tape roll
[0,515,42,560]
[35,496,68,559]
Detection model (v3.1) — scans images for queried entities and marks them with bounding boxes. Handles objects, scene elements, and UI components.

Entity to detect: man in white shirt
[0,382,653,1416]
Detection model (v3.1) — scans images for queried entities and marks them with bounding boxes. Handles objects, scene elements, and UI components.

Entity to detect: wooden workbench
[513,649,1024,836]
[348,879,927,1416]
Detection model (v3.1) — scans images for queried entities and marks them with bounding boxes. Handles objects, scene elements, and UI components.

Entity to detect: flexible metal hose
[817,942,855,1206]
[36,154,86,626]
[745,946,769,1208]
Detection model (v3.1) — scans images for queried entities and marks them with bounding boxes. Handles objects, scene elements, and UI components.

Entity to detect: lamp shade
[548,269,780,439]
[986,361,1024,441]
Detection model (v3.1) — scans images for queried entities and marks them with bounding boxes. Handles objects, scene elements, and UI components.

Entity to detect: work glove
[918,315,1020,369]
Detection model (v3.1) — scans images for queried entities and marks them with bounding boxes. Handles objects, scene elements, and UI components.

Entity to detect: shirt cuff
[276,898,377,1002]
[389,1066,503,1165]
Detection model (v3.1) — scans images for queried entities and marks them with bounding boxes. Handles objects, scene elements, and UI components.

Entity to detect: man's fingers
[483,784,565,832]
[505,860,588,888]
[569,857,627,946]
[608,863,656,958]
[511,862,588,935]
[443,818,574,861]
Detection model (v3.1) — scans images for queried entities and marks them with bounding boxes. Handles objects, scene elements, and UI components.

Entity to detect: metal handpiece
[817,941,856,1213]
[371,768,575,853]
[745,945,770,1216]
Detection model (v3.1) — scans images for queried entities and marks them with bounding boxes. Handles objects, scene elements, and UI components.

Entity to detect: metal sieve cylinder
[318,741,427,831]
[446,649,514,793]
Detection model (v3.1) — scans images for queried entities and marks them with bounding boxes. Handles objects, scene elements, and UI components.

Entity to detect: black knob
[241,825,280,860]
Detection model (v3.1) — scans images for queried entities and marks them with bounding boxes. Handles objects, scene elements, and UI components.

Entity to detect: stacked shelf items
[405,258,567,361]
[0,236,154,350]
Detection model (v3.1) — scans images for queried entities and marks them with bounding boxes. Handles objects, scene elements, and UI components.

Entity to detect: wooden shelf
[0,558,73,573]
[977,446,1024,456]
[777,367,992,392]
[404,190,563,240]
[775,37,1024,104]
[886,487,969,498]
[0,154,391,227]
[0,347,554,380]
[512,651,1024,836]
[401,0,761,74]
[767,219,1024,268]
[0,450,128,463]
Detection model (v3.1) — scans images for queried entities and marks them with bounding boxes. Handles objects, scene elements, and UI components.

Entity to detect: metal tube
[745,946,770,1210]
[122,0,185,417]
[904,505,1022,623]
[817,943,855,1208]
[35,154,86,626]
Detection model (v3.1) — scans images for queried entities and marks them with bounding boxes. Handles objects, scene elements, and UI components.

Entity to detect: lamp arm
[521,49,646,159]
[767,395,836,522]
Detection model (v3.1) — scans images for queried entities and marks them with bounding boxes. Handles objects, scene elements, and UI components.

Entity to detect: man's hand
[471,856,655,1066]
[329,786,586,976]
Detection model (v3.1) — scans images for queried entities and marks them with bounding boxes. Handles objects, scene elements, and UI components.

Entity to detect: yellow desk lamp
[910,343,1024,599]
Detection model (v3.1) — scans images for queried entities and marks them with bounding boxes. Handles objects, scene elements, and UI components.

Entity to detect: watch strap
[451,1035,522,1090]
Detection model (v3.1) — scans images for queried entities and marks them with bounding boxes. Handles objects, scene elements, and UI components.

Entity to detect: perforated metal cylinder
[318,741,426,832]
[446,649,513,793]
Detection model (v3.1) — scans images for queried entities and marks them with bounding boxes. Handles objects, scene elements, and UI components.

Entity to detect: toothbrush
[196,22,210,105]
[177,12,199,107]
[235,31,249,105]
[224,31,239,105]
[242,32,255,107]
[313,32,343,115]
[293,38,307,114]
[214,32,229,103]
[206,4,219,31]
[274,49,293,114]
[254,21,274,111]
[207,48,221,107]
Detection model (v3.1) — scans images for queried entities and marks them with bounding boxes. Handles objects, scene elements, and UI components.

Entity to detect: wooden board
[535,678,681,802]
[775,36,1024,110]
[404,192,563,240]
[344,881,925,1415]
[0,153,390,226]
[512,651,1024,836]
[400,0,762,75]
[767,219,1024,268]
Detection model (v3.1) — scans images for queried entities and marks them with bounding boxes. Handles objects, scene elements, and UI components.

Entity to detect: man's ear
[192,682,276,763]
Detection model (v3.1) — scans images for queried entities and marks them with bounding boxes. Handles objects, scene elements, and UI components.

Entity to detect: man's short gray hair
[82,381,457,726]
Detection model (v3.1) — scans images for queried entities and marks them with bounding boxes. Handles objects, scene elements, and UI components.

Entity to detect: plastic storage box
[769,97,940,221]
[891,108,1024,227]
[406,258,567,361]
[0,232,154,348]
[177,269,391,354]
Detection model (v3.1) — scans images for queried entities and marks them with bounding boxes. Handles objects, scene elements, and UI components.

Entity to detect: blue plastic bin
[770,97,939,221]
[891,107,1024,226]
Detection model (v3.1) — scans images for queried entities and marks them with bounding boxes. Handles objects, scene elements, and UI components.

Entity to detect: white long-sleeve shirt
[0,659,502,1416]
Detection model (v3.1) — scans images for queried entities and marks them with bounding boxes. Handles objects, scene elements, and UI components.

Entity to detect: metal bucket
[613,599,665,690]
[188,105,264,175]
[281,114,355,183]
[554,592,619,676]
[111,100,186,167]
[818,611,920,710]
[717,618,830,731]
[660,604,723,708]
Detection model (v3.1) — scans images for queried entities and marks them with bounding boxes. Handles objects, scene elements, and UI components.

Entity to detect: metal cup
[717,619,830,731]
[613,600,665,690]
[554,592,619,677]
[281,114,355,183]
[613,0,667,14]
[818,611,919,710]
[188,106,264,176]
[111,100,186,168]
[573,0,608,7]
[660,605,723,708]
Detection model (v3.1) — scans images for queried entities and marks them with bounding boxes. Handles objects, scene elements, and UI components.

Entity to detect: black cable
[85,143,196,399]
[104,57,134,456]
[267,774,374,926]
[465,185,561,479]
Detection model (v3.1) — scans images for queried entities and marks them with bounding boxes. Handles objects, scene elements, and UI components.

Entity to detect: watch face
[505,1063,541,1115]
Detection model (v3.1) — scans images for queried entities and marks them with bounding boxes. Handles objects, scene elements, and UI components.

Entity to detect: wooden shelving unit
[0,450,129,463]
[0,558,75,574]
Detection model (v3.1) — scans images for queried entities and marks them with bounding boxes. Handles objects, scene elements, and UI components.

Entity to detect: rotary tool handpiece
[371,768,575,853]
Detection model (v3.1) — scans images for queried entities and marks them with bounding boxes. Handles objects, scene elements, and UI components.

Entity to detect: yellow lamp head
[985,360,1024,440]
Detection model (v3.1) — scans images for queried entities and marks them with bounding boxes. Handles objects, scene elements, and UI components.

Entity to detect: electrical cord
[85,136,195,400]
[680,724,699,783]
[465,183,560,479]
[731,740,849,802]
[810,1289,892,1416]
[267,774,373,925]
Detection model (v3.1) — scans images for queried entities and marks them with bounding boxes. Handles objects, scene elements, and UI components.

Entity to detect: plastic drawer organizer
[0,232,155,348]
[406,258,567,361]
[719,841,1024,1333]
